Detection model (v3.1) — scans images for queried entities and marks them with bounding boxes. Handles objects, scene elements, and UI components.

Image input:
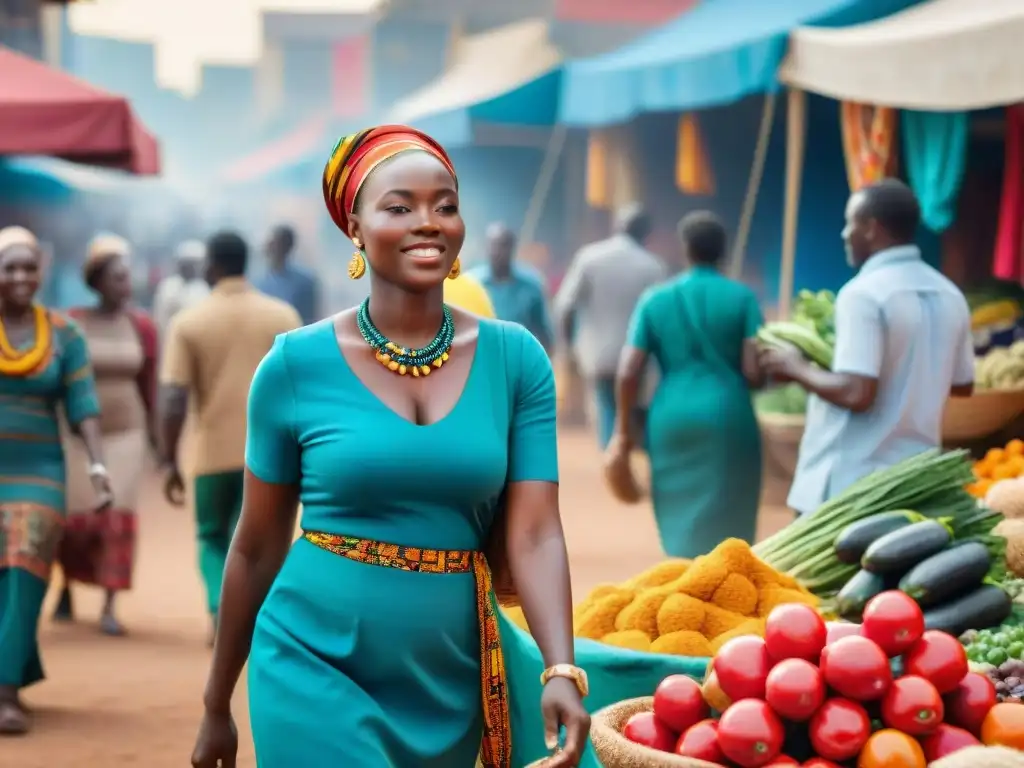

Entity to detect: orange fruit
[858,729,926,768]
[981,702,1024,750]
[975,461,994,479]
[992,463,1018,481]
[1008,438,1024,456]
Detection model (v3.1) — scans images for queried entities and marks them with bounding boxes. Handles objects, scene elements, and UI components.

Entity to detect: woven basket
[943,389,1024,442]
[590,697,723,768]
[929,745,1024,767]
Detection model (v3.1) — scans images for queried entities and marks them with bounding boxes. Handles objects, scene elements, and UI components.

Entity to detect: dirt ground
[8,428,791,767]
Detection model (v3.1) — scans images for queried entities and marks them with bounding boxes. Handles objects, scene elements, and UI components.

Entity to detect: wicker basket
[590,697,723,768]
[943,389,1024,442]
[929,745,1024,767]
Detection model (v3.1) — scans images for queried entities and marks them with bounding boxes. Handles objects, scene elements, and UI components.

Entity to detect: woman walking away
[190,125,589,768]
[0,226,110,735]
[605,212,764,558]
[54,235,158,636]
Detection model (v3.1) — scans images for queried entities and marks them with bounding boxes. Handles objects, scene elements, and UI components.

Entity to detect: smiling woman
[190,126,590,768]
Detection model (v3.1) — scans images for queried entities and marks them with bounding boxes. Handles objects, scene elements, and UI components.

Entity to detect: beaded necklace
[0,305,52,377]
[356,298,454,377]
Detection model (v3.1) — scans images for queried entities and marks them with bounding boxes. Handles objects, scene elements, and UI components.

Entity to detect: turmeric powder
[756,585,819,618]
[711,573,759,615]
[709,619,765,654]
[623,559,691,589]
[651,630,713,658]
[676,555,731,601]
[656,593,706,636]
[600,630,652,652]
[701,603,747,639]
[575,590,636,639]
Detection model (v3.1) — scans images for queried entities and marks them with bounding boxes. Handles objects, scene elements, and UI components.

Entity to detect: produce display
[571,539,818,657]
[970,443,1024,499]
[974,343,1024,391]
[754,450,997,598]
[618,593,1024,766]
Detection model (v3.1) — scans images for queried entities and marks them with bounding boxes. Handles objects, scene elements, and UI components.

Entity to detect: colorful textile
[193,470,244,615]
[994,105,1024,282]
[304,532,510,768]
[58,508,136,591]
[322,125,457,238]
[840,101,898,191]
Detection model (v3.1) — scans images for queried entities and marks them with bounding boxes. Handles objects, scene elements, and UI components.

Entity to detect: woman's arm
[613,347,647,447]
[204,475,298,713]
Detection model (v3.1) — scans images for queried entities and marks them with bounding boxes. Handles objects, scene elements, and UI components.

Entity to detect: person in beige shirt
[158,231,301,638]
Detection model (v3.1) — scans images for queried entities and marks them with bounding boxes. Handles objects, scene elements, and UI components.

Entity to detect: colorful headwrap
[322,125,457,239]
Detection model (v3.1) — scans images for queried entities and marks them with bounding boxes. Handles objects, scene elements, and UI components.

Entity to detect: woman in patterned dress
[0,226,111,735]
[54,235,158,636]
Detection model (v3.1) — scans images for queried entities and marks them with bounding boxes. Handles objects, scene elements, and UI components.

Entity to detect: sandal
[0,700,29,736]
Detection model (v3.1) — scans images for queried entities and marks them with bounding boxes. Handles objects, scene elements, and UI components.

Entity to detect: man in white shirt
[153,240,210,336]
[554,204,667,447]
[761,179,975,515]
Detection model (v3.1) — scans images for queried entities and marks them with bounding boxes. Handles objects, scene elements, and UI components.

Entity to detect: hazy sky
[68,0,382,94]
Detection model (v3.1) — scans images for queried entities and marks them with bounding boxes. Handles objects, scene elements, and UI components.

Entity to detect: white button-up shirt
[788,245,974,514]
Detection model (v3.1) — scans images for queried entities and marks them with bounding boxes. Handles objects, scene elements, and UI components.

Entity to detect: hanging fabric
[675,113,716,196]
[585,130,610,208]
[994,105,1024,282]
[840,101,898,191]
[901,110,969,234]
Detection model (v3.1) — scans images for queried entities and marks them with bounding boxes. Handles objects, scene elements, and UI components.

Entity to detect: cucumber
[836,569,886,620]
[898,542,991,607]
[922,585,1012,636]
[834,511,921,564]
[861,520,952,574]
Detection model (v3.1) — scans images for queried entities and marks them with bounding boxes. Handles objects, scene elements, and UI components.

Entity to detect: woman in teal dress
[190,126,590,768]
[0,226,110,735]
[605,212,764,558]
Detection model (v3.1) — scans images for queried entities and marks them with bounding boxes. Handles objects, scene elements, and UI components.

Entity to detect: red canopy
[0,46,161,175]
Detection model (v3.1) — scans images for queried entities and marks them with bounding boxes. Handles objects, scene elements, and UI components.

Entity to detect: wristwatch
[540,664,589,698]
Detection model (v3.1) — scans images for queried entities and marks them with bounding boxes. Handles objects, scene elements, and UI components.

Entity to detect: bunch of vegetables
[831,510,1010,634]
[567,540,818,657]
[974,342,1024,391]
[962,627,1024,702]
[620,593,1024,766]
[754,383,808,417]
[754,450,983,597]
[969,442,1024,498]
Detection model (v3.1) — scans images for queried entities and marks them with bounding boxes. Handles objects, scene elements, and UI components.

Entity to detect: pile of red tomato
[621,591,1024,767]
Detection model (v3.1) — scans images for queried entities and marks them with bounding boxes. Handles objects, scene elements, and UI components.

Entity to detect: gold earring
[348,250,366,280]
[447,257,461,280]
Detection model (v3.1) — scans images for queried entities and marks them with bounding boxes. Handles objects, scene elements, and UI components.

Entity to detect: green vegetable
[898,542,991,607]
[757,321,834,369]
[861,520,953,574]
[923,584,1013,636]
[754,383,808,415]
[836,569,887,620]
[833,510,923,564]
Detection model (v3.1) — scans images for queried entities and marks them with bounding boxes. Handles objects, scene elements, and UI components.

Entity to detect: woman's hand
[540,677,590,766]
[191,709,238,768]
[163,463,185,507]
[89,468,114,512]
[602,434,642,504]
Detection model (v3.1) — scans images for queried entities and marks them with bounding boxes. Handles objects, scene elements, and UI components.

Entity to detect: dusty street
[8,429,789,766]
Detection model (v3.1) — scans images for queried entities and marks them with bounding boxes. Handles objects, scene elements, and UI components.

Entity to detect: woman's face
[95,253,134,305]
[0,244,41,310]
[348,151,465,293]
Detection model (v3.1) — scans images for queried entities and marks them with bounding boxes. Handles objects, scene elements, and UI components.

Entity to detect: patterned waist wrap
[302,531,511,768]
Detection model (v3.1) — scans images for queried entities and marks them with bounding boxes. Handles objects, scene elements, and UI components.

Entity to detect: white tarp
[779,0,1024,110]
[389,18,561,124]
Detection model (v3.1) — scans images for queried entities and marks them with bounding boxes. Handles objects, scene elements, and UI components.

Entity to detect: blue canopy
[558,0,922,127]
[0,156,128,204]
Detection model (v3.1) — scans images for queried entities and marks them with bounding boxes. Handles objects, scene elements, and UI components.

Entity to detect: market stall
[535,449,1024,766]
[0,45,160,174]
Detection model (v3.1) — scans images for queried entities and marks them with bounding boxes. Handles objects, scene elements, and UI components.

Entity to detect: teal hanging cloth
[901,110,969,233]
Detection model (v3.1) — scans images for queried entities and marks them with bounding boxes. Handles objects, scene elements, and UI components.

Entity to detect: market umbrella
[0,45,161,175]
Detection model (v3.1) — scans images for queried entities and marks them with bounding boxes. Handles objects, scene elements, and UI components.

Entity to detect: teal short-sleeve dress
[246,316,558,767]
[626,267,763,558]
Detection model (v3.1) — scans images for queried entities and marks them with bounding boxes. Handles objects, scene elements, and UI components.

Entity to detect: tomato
[981,701,1024,750]
[717,699,785,767]
[675,719,725,763]
[765,603,827,662]
[715,635,772,701]
[856,728,926,768]
[919,723,981,761]
[819,636,892,701]
[808,698,871,761]
[622,711,676,753]
[944,672,997,735]
[653,674,709,734]
[765,658,825,722]
[763,757,799,766]
[860,591,925,657]
[825,621,861,645]
[903,630,969,694]
[880,675,943,735]
[803,760,843,768]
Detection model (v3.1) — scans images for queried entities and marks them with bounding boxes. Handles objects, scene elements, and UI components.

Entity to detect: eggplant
[898,542,991,607]
[861,520,951,574]
[921,585,1012,636]
[833,510,919,565]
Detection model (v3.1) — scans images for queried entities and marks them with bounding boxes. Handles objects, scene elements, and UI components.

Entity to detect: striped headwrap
[322,125,457,239]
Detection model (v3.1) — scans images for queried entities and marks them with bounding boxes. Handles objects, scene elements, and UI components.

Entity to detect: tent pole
[779,88,807,320]
[731,90,777,279]
[518,123,569,248]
